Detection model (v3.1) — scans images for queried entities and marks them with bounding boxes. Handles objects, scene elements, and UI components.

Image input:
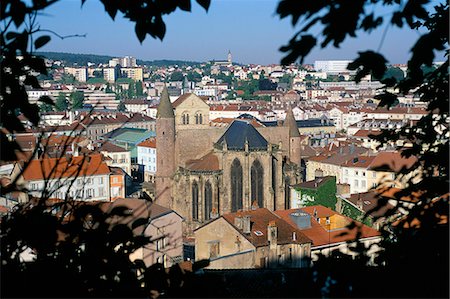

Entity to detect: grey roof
[216,120,268,151]
[156,85,175,118]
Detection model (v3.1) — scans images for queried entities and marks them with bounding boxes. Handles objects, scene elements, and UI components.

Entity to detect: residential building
[275,206,381,262]
[84,91,119,110]
[195,208,312,269]
[97,141,132,175]
[103,67,117,83]
[137,137,157,182]
[290,176,337,209]
[64,67,88,82]
[121,67,144,81]
[12,154,113,201]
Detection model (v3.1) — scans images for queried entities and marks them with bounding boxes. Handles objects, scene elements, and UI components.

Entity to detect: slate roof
[156,85,175,118]
[216,120,268,151]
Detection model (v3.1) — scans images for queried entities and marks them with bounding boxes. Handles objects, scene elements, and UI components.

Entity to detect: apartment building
[64,67,88,82]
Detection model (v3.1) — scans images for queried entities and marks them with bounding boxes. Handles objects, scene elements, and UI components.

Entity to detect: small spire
[285,104,300,138]
[156,85,174,118]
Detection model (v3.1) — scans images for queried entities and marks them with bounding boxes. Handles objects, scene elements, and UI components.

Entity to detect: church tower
[227,50,232,64]
[285,105,301,166]
[155,86,176,207]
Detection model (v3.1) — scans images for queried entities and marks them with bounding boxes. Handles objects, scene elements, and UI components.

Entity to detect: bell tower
[285,105,301,166]
[155,85,176,207]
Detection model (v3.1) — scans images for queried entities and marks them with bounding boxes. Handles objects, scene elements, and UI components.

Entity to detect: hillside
[36,52,202,67]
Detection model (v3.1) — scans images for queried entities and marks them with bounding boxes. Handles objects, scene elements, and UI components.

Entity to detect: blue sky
[36,0,445,65]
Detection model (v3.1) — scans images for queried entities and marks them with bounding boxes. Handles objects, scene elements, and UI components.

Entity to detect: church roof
[156,85,174,118]
[185,151,220,172]
[216,120,268,151]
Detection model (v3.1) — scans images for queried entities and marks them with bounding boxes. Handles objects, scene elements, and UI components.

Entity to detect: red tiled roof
[137,137,156,148]
[222,208,312,247]
[368,152,417,172]
[275,206,380,247]
[185,151,220,172]
[22,154,110,181]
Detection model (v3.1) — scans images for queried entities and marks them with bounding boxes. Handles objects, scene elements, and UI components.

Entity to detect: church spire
[284,105,300,138]
[156,85,174,118]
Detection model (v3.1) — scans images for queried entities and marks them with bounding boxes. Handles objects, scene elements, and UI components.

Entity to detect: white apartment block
[103,67,117,83]
[314,60,353,74]
[137,138,157,182]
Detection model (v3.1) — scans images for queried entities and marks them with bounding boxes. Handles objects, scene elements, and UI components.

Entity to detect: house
[275,205,381,262]
[97,141,132,175]
[105,198,184,268]
[12,154,114,201]
[290,176,337,209]
[136,137,157,182]
[194,208,312,269]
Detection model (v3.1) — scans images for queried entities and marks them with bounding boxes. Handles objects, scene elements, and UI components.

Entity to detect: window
[182,113,190,125]
[326,217,331,224]
[192,181,199,220]
[354,180,359,187]
[209,241,220,258]
[98,188,104,197]
[361,180,366,188]
[204,181,213,220]
[362,171,366,177]
[156,237,166,251]
[372,172,377,178]
[230,159,243,212]
[345,169,348,175]
[251,159,264,208]
[87,189,94,198]
[355,171,359,176]
[99,177,103,184]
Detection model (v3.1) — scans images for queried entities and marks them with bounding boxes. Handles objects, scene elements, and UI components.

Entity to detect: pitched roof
[368,152,417,172]
[137,137,156,148]
[22,154,110,181]
[216,120,268,151]
[222,208,312,247]
[292,176,335,189]
[98,141,128,153]
[156,85,175,118]
[185,151,220,172]
[275,206,380,247]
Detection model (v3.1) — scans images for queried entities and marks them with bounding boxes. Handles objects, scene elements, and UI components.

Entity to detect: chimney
[234,213,243,229]
[210,207,219,219]
[267,220,278,246]
[242,215,251,234]
[292,231,297,241]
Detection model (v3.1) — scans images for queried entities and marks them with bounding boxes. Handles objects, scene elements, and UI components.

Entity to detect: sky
[35,0,446,65]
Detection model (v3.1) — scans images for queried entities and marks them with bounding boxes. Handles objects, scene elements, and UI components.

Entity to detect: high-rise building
[64,67,88,82]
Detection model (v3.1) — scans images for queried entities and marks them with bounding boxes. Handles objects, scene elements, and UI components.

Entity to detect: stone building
[155,87,303,236]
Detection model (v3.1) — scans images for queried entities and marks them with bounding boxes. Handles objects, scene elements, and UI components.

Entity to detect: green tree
[277,0,448,297]
[55,93,69,111]
[170,71,184,81]
[383,66,405,81]
[70,91,84,109]
[39,102,54,112]
[117,101,126,112]
[135,81,144,97]
[92,70,103,78]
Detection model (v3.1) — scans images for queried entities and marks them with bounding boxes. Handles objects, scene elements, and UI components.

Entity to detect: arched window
[199,113,203,124]
[284,176,291,210]
[182,114,186,125]
[231,158,243,212]
[251,159,264,208]
[195,112,203,124]
[204,181,213,220]
[192,181,199,220]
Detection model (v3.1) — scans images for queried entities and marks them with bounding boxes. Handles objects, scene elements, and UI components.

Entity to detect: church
[155,87,303,235]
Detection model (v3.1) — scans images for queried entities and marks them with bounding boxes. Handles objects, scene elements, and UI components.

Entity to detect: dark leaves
[131,218,149,230]
[360,14,383,32]
[34,35,51,49]
[109,206,132,217]
[38,95,54,105]
[280,34,316,65]
[347,51,387,82]
[374,92,399,109]
[196,0,210,12]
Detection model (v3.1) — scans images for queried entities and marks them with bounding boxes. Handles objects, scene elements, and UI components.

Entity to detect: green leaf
[34,35,51,50]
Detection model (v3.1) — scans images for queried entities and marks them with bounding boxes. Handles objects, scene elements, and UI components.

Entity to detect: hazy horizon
[36,0,446,65]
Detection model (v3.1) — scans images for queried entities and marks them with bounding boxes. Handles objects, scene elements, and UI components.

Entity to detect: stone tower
[227,50,232,64]
[285,105,301,166]
[155,85,176,208]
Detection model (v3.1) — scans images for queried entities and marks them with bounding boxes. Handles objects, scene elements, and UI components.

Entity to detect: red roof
[137,137,156,148]
[275,206,380,247]
[22,154,110,181]
[222,208,312,247]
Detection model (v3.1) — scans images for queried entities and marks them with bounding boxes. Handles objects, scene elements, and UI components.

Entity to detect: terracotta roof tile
[137,137,156,148]
[222,208,312,247]
[185,151,220,172]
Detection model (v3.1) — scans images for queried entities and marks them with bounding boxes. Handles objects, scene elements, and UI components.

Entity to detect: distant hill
[36,51,202,67]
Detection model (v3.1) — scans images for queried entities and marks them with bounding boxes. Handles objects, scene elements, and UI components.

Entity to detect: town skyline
[35,0,446,65]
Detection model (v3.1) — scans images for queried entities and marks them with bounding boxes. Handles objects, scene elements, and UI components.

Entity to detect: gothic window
[204,181,213,220]
[192,181,199,220]
[230,158,243,212]
[251,159,264,208]
[199,114,203,124]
